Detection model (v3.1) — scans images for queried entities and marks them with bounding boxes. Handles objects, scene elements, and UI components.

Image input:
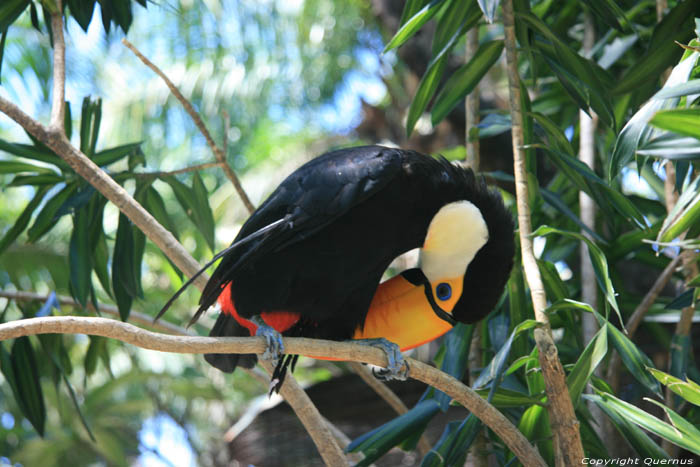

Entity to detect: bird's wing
[196,145,405,316]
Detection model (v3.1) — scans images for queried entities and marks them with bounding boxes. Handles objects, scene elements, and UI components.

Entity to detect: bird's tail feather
[204,313,257,372]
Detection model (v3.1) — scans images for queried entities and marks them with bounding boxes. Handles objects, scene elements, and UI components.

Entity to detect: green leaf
[0,139,70,170]
[610,54,698,180]
[431,40,504,125]
[0,186,49,256]
[27,183,78,242]
[648,368,700,406]
[613,0,700,95]
[406,50,448,136]
[0,160,59,174]
[383,0,445,52]
[529,112,574,155]
[10,337,46,436]
[191,172,216,251]
[347,400,440,466]
[649,108,700,140]
[533,226,621,324]
[8,173,65,186]
[0,0,29,32]
[637,134,700,160]
[432,0,479,55]
[518,405,553,465]
[473,387,544,407]
[112,213,137,321]
[592,391,700,456]
[587,0,631,32]
[653,78,700,99]
[92,142,141,167]
[586,394,669,460]
[595,314,662,396]
[66,0,97,31]
[422,415,480,467]
[432,323,473,409]
[69,209,92,308]
[657,173,700,243]
[566,327,608,407]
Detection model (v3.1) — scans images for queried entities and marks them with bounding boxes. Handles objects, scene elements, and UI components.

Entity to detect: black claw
[352,337,407,381]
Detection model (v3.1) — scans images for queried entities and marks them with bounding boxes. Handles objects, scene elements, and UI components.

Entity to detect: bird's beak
[353,269,455,351]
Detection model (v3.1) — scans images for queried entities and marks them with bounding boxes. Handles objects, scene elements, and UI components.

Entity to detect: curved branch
[0,316,546,467]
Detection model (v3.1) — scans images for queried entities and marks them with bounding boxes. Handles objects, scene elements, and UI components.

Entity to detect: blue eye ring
[436,283,452,301]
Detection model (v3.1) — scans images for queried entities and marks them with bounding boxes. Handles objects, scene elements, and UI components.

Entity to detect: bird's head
[411,192,515,326]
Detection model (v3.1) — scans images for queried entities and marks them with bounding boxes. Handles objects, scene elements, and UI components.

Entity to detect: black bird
[170,145,514,388]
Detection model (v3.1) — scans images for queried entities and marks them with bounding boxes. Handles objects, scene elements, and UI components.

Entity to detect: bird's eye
[436,283,452,301]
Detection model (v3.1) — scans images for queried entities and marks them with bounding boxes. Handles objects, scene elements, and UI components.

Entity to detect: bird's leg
[351,337,409,381]
[251,316,285,363]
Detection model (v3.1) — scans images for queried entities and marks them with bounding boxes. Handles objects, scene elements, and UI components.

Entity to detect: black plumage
[198,145,514,374]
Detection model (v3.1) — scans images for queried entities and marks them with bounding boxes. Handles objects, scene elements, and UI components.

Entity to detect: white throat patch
[419,201,489,283]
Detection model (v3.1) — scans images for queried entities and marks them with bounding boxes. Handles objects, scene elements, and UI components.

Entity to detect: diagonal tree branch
[0,316,547,467]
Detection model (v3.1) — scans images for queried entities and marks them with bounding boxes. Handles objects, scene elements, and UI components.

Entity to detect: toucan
[160,145,514,390]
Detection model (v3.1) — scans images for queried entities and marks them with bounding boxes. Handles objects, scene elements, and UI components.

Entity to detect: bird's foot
[352,338,409,381]
[252,316,284,363]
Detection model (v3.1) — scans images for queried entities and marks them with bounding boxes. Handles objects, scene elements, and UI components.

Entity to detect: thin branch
[49,0,66,132]
[258,359,348,466]
[0,316,547,467]
[121,38,255,214]
[132,162,225,178]
[0,290,189,336]
[502,1,585,465]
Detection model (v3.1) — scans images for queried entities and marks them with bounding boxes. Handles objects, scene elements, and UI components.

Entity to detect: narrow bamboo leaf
[93,230,112,298]
[610,53,698,179]
[91,142,141,167]
[8,173,64,186]
[595,315,662,396]
[529,112,574,155]
[0,0,29,32]
[473,387,544,407]
[84,336,105,376]
[645,397,700,442]
[657,173,700,243]
[648,368,700,406]
[422,415,480,467]
[0,160,58,174]
[0,139,70,170]
[533,226,621,324]
[594,391,700,456]
[69,209,91,308]
[472,319,539,390]
[347,400,440,467]
[79,96,93,155]
[433,323,473,410]
[649,108,700,140]
[476,0,498,23]
[431,40,504,125]
[614,1,700,95]
[191,173,216,251]
[538,260,568,301]
[432,0,479,55]
[90,98,102,157]
[637,134,700,160]
[587,0,631,32]
[653,78,700,99]
[398,0,431,27]
[406,52,448,136]
[566,327,608,407]
[0,30,6,83]
[518,405,553,464]
[11,337,46,436]
[383,0,445,52]
[585,394,670,460]
[112,214,136,321]
[540,188,605,243]
[665,290,693,311]
[0,186,49,256]
[66,0,96,31]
